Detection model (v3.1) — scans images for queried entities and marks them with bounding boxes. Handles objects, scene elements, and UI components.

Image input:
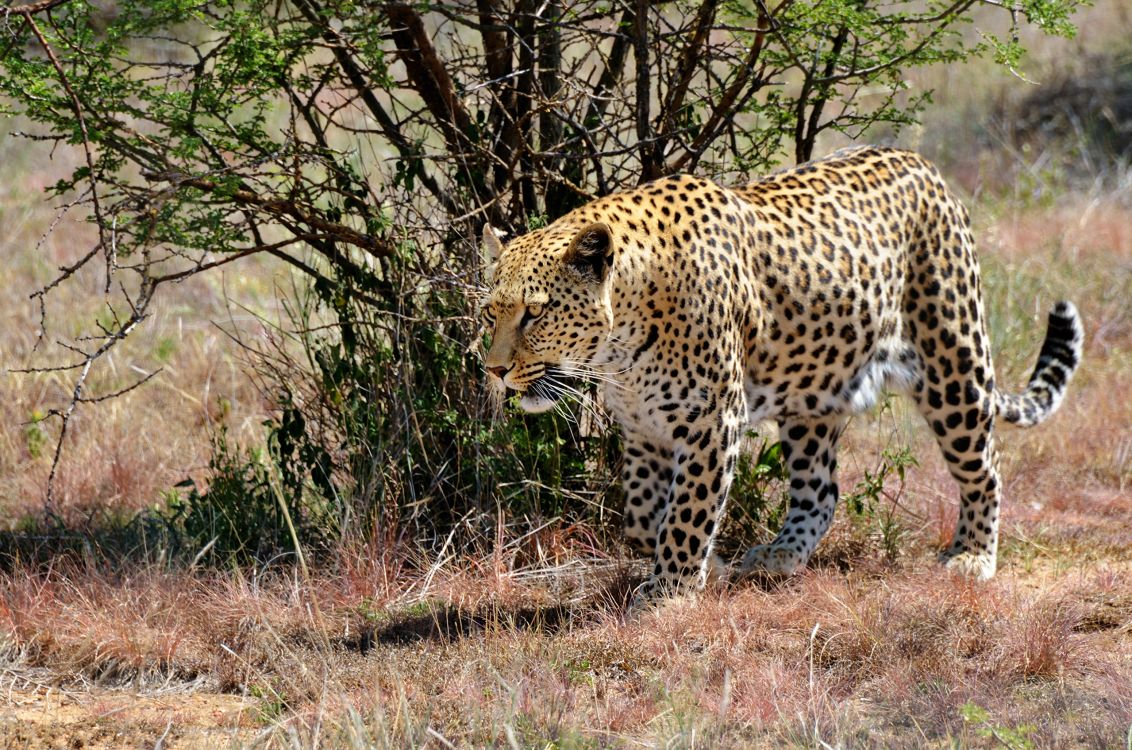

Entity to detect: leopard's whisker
[555,364,625,386]
[540,373,607,426]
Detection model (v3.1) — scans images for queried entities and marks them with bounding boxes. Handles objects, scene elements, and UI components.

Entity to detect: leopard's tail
[995,301,1084,428]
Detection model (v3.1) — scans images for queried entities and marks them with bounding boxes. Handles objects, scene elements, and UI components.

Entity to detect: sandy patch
[0,679,255,750]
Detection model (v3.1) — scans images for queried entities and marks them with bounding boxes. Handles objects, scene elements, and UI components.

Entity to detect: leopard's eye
[520,303,545,328]
[479,306,496,328]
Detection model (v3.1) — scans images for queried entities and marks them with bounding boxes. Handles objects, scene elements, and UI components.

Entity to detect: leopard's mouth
[510,366,572,414]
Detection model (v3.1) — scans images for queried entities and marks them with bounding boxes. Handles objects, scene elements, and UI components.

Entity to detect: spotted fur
[481,146,1083,602]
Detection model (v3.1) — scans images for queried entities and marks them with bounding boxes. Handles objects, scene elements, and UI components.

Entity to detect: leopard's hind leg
[917,299,1084,579]
[914,374,1003,580]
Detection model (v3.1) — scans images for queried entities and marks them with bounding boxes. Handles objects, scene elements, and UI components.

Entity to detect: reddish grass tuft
[996,594,1085,680]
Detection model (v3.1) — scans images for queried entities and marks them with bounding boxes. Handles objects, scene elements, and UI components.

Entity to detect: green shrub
[163,427,332,565]
[224,277,622,552]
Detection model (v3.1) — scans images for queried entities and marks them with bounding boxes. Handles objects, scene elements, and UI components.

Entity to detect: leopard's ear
[563,222,613,283]
[482,224,506,277]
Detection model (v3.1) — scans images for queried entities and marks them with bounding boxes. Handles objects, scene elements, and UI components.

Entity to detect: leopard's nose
[487,365,511,380]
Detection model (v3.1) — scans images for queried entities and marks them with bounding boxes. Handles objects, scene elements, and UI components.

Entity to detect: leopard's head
[479,221,615,413]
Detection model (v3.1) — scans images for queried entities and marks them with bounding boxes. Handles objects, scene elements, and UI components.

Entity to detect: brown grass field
[1,6,1131,748]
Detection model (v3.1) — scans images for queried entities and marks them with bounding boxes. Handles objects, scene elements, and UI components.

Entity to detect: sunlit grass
[2,6,1132,747]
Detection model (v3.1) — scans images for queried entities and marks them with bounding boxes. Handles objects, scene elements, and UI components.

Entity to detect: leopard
[479,146,1083,604]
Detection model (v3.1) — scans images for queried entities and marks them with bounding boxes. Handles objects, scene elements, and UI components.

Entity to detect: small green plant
[723,430,918,562]
[876,502,908,564]
[162,428,331,566]
[845,445,918,562]
[960,701,1037,750]
[154,336,177,363]
[23,411,48,460]
[250,683,287,725]
[401,600,434,619]
[843,445,918,518]
[563,658,595,687]
[357,598,387,624]
[722,437,790,555]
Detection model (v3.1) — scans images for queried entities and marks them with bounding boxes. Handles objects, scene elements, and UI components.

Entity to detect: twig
[22,9,111,290]
[38,281,156,509]
[75,368,161,404]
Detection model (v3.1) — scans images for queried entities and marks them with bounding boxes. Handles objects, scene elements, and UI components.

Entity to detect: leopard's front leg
[632,401,745,606]
[738,416,847,578]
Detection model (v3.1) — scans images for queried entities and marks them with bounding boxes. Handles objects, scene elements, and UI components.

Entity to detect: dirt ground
[0,679,254,750]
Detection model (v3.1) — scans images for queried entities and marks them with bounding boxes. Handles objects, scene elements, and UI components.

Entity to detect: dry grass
[0,118,281,523]
[3,3,1132,747]
[2,536,1128,747]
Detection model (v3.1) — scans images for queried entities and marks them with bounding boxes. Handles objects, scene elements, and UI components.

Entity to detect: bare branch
[384,3,477,155]
[76,368,162,404]
[795,23,850,163]
[656,0,718,142]
[290,0,459,215]
[667,20,770,173]
[1,0,71,16]
[38,281,156,509]
[632,0,658,182]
